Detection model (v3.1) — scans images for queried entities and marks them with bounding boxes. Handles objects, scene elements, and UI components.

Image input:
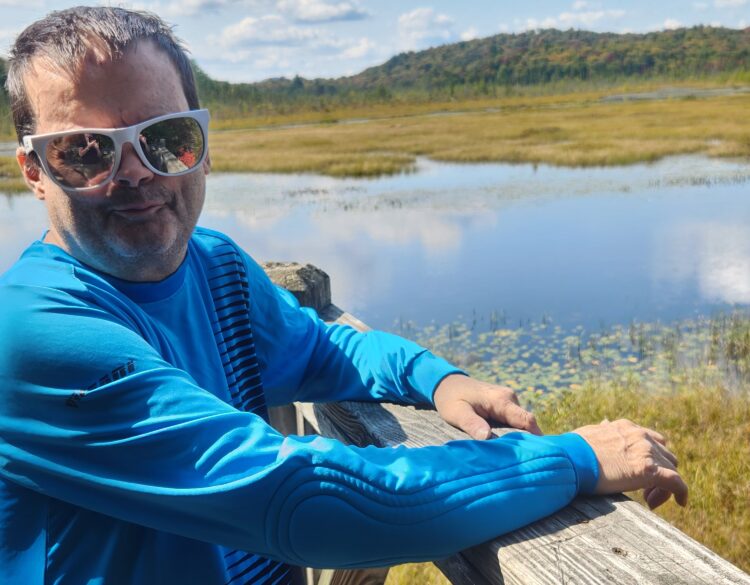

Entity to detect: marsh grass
[385,313,750,582]
[385,563,450,585]
[0,156,25,193]
[208,86,750,177]
[4,83,749,183]
[534,378,750,573]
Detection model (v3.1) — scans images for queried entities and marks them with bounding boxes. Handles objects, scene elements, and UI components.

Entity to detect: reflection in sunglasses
[23,109,209,191]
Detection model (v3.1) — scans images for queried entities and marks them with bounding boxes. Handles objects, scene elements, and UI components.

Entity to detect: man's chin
[109,229,183,264]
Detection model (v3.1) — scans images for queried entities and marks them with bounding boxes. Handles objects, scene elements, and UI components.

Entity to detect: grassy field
[3,81,750,193]
[205,83,750,178]
[384,314,750,583]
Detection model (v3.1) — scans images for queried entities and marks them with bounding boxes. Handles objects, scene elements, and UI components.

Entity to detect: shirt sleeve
[241,252,465,407]
[0,282,599,569]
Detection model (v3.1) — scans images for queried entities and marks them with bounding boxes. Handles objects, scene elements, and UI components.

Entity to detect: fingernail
[474,428,491,440]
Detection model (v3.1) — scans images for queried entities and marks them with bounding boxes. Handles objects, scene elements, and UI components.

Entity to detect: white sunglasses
[22,109,209,192]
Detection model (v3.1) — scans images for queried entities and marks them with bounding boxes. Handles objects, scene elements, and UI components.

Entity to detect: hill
[194,26,750,116]
[350,26,750,89]
[2,26,750,131]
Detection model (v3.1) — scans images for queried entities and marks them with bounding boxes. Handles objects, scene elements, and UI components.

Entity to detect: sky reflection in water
[3,155,750,332]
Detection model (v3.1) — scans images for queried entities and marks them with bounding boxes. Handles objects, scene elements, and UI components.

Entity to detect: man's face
[20,40,208,281]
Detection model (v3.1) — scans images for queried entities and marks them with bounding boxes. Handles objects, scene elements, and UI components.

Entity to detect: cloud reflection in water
[656,223,750,305]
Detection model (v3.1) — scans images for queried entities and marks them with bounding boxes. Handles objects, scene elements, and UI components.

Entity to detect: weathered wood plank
[297,306,750,585]
[316,567,391,585]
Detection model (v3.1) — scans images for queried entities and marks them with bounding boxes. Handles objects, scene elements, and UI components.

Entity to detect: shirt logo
[66,360,135,408]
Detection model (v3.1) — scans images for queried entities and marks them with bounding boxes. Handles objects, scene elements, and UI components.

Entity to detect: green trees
[1,27,749,129]
[232,26,749,114]
[345,26,749,92]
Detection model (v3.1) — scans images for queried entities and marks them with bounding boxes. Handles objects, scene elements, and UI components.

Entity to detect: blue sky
[1,1,748,82]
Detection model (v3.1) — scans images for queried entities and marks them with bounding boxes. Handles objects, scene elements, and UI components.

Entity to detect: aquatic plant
[384,311,750,580]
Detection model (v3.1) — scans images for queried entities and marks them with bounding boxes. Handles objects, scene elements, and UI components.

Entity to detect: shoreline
[2,82,750,189]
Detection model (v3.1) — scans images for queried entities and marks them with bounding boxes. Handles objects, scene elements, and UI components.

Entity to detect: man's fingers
[490,400,542,435]
[644,486,672,509]
[645,428,667,446]
[654,442,679,468]
[653,466,689,507]
[448,401,492,440]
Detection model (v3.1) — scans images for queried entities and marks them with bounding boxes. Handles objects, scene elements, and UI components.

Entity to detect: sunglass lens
[46,133,115,188]
[139,116,204,174]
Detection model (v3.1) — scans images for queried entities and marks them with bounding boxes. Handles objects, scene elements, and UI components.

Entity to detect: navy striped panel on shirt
[207,244,303,585]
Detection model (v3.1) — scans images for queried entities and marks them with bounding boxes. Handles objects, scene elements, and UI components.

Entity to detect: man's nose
[113,142,154,188]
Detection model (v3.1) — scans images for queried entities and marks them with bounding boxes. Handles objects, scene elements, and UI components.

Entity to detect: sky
[0,1,748,83]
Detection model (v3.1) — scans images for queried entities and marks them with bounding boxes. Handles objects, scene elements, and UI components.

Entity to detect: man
[0,7,687,585]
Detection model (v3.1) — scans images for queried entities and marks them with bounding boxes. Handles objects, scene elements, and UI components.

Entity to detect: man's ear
[16,146,46,200]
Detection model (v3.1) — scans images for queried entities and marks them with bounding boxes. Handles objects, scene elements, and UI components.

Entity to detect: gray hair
[6,5,200,145]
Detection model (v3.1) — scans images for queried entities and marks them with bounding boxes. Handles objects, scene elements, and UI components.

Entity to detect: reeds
[535,378,750,572]
[207,87,750,177]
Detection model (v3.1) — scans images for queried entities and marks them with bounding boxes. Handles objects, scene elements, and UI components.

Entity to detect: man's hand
[433,374,542,440]
[573,418,689,509]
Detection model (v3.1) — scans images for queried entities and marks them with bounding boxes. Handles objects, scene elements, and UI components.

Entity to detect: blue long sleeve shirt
[0,227,598,584]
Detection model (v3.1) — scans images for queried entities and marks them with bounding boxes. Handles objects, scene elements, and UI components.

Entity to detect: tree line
[2,26,749,132]
[195,26,750,118]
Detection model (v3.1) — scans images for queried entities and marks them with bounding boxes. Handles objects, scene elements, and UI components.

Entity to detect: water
[3,155,750,334]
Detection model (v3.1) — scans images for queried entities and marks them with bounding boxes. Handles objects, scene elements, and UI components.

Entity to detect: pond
[3,155,750,337]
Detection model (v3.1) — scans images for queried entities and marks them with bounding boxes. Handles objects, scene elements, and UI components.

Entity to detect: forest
[192,26,750,116]
[1,26,749,133]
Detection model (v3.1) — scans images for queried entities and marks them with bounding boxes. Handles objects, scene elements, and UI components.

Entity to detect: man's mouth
[111,202,166,219]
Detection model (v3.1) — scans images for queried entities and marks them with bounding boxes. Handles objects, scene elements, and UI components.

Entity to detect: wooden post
[264,261,332,437]
[265,262,750,585]
[263,262,390,585]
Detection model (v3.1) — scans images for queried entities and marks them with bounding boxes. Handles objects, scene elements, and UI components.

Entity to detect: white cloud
[520,9,625,31]
[523,17,559,30]
[277,0,368,23]
[156,0,369,21]
[207,14,382,80]
[572,0,589,9]
[162,0,227,16]
[397,7,456,51]
[693,1,709,9]
[559,10,626,26]
[714,0,747,6]
[460,27,479,41]
[341,37,376,59]
[663,18,682,29]
[218,15,320,47]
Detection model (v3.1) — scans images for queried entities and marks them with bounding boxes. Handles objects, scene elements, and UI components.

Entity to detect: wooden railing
[264,262,750,585]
